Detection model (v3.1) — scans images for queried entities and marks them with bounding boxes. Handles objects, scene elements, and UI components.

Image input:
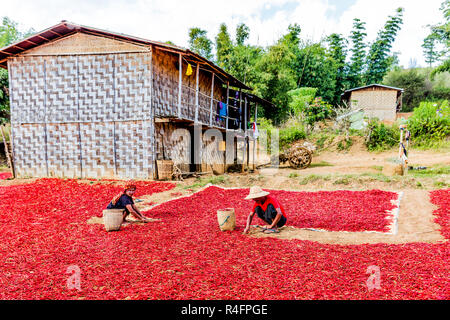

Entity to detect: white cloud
[0,0,445,67]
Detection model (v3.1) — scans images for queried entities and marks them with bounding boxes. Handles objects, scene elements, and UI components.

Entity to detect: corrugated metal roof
[0,20,252,90]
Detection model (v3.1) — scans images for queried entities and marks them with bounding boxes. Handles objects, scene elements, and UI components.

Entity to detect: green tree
[347,18,367,88]
[297,42,336,104]
[326,33,348,105]
[253,24,302,122]
[365,8,404,84]
[215,23,233,69]
[427,0,450,78]
[422,34,441,67]
[188,27,213,60]
[383,68,427,111]
[236,23,250,46]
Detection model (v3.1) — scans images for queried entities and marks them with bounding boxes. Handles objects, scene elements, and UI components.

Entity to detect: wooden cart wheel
[288,146,312,169]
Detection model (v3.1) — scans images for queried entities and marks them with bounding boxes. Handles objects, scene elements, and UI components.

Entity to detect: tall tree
[365,8,404,84]
[297,42,336,104]
[427,0,450,78]
[347,18,367,88]
[253,26,303,121]
[236,23,250,46]
[215,23,233,69]
[422,34,441,67]
[326,33,348,105]
[188,27,213,60]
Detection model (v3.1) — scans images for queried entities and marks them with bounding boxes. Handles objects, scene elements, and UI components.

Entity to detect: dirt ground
[1,140,449,245]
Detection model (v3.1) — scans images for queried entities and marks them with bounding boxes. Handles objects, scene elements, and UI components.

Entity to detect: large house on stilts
[0,21,272,179]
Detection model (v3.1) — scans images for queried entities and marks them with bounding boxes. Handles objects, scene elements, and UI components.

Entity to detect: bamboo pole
[210,73,214,126]
[195,63,199,123]
[253,103,257,171]
[0,125,14,177]
[178,53,182,118]
[226,81,229,130]
[241,90,246,173]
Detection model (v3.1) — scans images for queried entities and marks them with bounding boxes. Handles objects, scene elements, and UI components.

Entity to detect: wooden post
[210,73,214,126]
[195,63,199,123]
[178,53,182,118]
[244,96,247,135]
[239,88,242,131]
[253,103,258,170]
[0,125,14,178]
[226,81,229,130]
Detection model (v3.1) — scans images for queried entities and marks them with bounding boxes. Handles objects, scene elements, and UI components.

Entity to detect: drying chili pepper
[0,180,447,300]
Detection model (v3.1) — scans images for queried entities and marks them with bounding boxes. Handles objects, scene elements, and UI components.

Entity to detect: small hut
[0,21,273,179]
[342,84,404,121]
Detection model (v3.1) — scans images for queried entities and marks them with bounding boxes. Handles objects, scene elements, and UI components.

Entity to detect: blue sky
[1,0,446,68]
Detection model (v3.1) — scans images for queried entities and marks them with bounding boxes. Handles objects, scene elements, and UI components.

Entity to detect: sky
[0,0,445,68]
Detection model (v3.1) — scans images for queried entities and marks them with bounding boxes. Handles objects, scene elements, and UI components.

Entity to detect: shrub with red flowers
[0,180,448,300]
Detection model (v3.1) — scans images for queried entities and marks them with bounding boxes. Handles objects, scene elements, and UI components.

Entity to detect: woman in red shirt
[243,186,287,234]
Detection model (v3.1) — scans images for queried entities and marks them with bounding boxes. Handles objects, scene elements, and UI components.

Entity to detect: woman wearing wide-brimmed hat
[106,181,151,224]
[243,186,287,234]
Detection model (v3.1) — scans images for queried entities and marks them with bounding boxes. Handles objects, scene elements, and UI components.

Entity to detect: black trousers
[255,204,287,228]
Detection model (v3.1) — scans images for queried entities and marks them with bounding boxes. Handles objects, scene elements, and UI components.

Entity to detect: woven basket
[103,209,124,231]
[217,208,236,231]
[157,160,174,180]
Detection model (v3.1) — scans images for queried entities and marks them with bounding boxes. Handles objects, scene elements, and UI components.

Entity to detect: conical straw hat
[245,186,270,200]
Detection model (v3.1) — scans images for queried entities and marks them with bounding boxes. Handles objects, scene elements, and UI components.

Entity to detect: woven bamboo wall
[23,32,149,56]
[9,47,154,179]
[350,88,398,121]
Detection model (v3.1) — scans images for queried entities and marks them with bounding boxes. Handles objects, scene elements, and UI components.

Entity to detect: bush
[407,100,450,147]
[256,117,306,152]
[279,125,306,150]
[303,97,332,127]
[287,87,318,115]
[365,119,400,151]
[383,68,427,112]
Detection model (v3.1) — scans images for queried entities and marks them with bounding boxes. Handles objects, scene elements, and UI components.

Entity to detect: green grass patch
[337,138,353,151]
[433,180,449,188]
[299,174,331,185]
[183,175,228,190]
[408,165,450,180]
[309,161,333,168]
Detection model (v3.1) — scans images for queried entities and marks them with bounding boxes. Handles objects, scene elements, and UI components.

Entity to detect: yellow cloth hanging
[186,63,193,76]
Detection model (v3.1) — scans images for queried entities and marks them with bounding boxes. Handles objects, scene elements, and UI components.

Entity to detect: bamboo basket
[217,208,236,231]
[157,160,174,180]
[103,209,124,231]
